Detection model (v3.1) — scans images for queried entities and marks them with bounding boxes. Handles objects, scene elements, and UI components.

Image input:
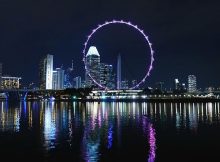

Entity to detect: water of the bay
[0,101,220,162]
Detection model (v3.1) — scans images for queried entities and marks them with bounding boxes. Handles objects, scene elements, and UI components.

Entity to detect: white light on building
[46,55,53,90]
[85,46,100,88]
[39,54,53,90]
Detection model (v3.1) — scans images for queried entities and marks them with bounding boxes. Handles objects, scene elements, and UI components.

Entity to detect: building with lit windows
[100,63,115,89]
[52,68,64,90]
[85,46,100,88]
[188,75,197,93]
[1,76,21,89]
[39,54,53,90]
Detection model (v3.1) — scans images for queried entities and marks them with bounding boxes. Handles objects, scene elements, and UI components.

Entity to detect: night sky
[0,0,219,89]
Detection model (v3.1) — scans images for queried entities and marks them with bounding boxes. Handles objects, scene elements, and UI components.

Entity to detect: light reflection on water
[43,102,56,149]
[0,101,220,161]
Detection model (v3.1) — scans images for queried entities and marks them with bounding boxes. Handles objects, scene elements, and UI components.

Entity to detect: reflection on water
[0,101,220,161]
[43,102,56,149]
[0,102,21,132]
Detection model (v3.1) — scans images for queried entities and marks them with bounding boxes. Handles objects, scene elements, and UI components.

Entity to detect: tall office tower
[100,63,115,89]
[39,54,53,90]
[85,46,100,88]
[64,60,74,88]
[73,76,82,89]
[188,75,197,93]
[100,63,106,86]
[117,54,121,90]
[0,63,2,89]
[52,68,65,90]
[52,70,58,90]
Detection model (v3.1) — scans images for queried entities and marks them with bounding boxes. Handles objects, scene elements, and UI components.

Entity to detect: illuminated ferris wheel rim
[83,20,155,89]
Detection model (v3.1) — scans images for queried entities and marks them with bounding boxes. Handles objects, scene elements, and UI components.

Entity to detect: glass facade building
[100,63,115,89]
[39,54,53,90]
[85,46,100,88]
[52,68,64,90]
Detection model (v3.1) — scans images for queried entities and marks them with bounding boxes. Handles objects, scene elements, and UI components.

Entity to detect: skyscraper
[85,46,100,88]
[188,75,197,93]
[117,54,121,90]
[52,68,65,90]
[39,54,53,90]
[52,70,58,90]
[100,63,106,86]
[100,63,115,89]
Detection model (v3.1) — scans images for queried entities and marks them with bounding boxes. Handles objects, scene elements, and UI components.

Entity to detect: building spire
[117,53,121,90]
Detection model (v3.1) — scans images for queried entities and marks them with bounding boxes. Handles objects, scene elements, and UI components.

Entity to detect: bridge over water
[0,88,91,101]
[0,89,33,101]
[0,89,57,101]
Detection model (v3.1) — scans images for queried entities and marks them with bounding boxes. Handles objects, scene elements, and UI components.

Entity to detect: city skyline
[0,48,219,90]
[0,0,219,89]
[1,1,220,162]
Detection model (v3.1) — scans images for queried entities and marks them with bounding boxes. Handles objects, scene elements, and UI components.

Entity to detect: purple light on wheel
[83,20,155,89]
